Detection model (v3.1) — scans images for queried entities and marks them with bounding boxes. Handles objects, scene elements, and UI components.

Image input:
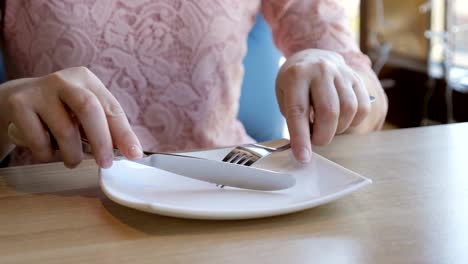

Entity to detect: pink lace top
[3,0,372,165]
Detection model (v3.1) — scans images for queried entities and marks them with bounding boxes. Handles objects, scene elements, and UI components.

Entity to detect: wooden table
[1,123,468,264]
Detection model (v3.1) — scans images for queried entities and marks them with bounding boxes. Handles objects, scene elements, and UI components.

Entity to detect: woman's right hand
[0,67,143,168]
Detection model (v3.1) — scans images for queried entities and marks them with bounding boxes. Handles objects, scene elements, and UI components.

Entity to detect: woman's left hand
[276,49,373,163]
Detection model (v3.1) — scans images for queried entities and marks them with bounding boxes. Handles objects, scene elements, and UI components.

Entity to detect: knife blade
[133,154,296,191]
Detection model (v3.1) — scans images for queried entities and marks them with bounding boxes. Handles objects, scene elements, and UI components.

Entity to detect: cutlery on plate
[132,153,295,191]
[222,142,291,166]
[84,137,297,191]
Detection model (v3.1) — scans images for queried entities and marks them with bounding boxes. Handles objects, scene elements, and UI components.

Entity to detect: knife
[133,153,296,191]
[6,123,295,191]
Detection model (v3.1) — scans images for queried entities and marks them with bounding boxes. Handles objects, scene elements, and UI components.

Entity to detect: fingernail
[296,147,311,163]
[128,145,143,159]
[99,155,113,168]
[65,161,80,169]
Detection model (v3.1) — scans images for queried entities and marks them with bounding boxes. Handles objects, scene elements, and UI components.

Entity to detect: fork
[217,141,291,188]
[222,141,291,166]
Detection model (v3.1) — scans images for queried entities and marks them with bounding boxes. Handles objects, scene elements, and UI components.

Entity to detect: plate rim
[100,174,370,220]
[99,151,372,220]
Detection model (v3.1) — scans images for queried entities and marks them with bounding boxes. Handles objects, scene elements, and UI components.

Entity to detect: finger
[310,76,340,145]
[78,71,142,160]
[8,114,54,163]
[36,100,83,168]
[334,76,358,134]
[350,74,371,126]
[89,87,142,160]
[278,68,312,163]
[57,85,114,168]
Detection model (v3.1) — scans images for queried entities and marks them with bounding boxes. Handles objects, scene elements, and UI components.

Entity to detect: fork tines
[222,148,259,166]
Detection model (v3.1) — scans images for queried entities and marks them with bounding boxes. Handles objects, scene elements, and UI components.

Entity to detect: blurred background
[356,0,468,129]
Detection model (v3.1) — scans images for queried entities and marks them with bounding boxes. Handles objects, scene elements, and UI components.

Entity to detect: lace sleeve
[261,0,372,70]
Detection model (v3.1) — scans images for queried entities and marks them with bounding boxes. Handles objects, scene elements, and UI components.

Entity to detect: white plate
[100,147,371,220]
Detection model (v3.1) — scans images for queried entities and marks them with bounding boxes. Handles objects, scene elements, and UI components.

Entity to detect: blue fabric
[238,15,285,142]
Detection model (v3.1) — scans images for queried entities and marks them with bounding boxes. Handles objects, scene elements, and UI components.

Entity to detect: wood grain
[1,123,468,264]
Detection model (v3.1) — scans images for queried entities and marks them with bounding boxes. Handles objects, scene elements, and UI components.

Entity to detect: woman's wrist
[0,81,17,162]
[0,116,15,163]
[347,65,388,133]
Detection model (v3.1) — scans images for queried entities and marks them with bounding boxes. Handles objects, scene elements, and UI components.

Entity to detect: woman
[0,0,387,168]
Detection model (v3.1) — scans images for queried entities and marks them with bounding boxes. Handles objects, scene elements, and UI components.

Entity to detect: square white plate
[100,147,371,220]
